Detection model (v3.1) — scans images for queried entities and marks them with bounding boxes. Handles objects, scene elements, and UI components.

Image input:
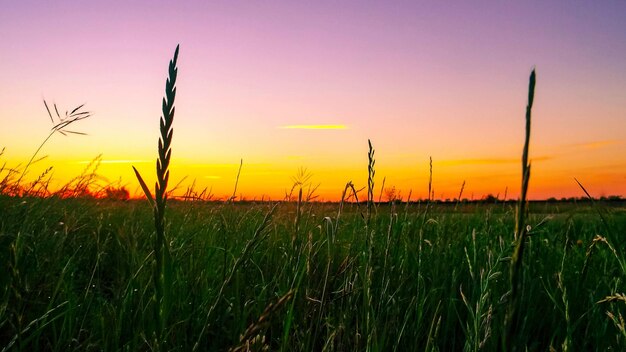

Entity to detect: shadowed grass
[505,68,535,351]
[132,44,179,347]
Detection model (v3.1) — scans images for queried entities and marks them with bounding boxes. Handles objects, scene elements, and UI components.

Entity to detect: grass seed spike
[132,44,179,347]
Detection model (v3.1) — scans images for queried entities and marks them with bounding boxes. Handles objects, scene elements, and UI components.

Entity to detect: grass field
[2,46,626,351]
[1,196,625,351]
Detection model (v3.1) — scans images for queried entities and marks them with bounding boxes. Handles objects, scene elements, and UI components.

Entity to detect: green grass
[0,197,625,351]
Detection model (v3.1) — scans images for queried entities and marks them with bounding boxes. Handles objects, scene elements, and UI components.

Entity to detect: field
[2,46,625,351]
[1,195,625,351]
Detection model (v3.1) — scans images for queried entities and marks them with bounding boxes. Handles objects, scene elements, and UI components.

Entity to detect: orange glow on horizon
[3,148,624,202]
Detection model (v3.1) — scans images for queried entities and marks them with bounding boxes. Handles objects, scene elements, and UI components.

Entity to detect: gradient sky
[1,0,625,201]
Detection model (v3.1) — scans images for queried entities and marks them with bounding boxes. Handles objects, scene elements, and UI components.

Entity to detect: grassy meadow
[2,46,626,351]
[0,197,625,351]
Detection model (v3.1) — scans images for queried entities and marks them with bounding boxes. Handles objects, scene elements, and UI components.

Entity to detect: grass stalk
[228,158,243,203]
[574,177,614,241]
[364,139,376,349]
[132,44,179,347]
[15,101,91,192]
[367,139,375,224]
[378,176,386,203]
[455,180,466,210]
[428,156,433,203]
[505,68,535,351]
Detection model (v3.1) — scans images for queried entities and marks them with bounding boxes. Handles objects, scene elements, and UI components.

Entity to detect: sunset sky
[1,1,625,201]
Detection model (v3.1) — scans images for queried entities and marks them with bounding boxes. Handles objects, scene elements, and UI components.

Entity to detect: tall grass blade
[53,103,60,120]
[228,158,243,203]
[428,156,433,202]
[574,177,613,239]
[153,43,179,346]
[43,100,54,123]
[70,104,85,115]
[130,44,179,348]
[132,166,155,208]
[505,68,536,351]
[367,139,375,223]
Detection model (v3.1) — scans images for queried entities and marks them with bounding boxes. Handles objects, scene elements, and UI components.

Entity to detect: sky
[1,0,625,201]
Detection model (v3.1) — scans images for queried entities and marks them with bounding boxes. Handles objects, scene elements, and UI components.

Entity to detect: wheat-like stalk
[505,68,536,351]
[363,139,377,348]
[366,139,375,217]
[132,44,179,346]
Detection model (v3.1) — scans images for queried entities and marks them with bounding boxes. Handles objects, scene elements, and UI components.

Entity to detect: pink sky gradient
[1,1,625,200]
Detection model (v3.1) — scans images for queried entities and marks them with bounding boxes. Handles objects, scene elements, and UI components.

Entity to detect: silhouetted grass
[505,68,535,351]
[132,44,179,348]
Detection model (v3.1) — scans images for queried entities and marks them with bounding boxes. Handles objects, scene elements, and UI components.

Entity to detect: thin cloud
[440,156,552,166]
[572,140,621,150]
[77,159,150,164]
[187,163,269,168]
[578,162,626,170]
[279,124,348,130]
[187,163,242,168]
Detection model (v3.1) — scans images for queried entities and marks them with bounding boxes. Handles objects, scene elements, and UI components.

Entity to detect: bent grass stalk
[227,158,243,203]
[15,101,91,192]
[574,177,614,242]
[505,68,535,351]
[229,289,294,352]
[132,44,179,346]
